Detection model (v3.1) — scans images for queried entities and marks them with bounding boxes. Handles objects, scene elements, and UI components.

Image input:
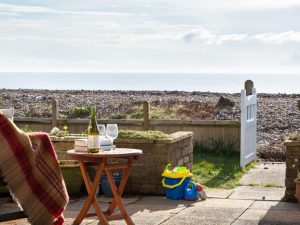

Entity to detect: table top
[67,148,142,159]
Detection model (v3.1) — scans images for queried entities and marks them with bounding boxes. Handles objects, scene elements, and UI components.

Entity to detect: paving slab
[229,186,285,201]
[66,196,190,225]
[65,199,109,215]
[239,162,285,187]
[237,209,300,224]
[96,195,141,204]
[66,195,139,212]
[232,219,300,225]
[250,200,300,211]
[196,198,254,208]
[64,217,98,225]
[0,218,29,225]
[135,196,193,206]
[110,202,187,225]
[161,199,253,225]
[232,201,300,225]
[2,191,299,225]
[205,189,234,199]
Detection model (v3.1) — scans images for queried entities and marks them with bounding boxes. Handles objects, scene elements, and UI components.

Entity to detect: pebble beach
[1,88,300,160]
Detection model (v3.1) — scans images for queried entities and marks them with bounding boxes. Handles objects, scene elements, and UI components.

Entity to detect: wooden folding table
[67,148,142,225]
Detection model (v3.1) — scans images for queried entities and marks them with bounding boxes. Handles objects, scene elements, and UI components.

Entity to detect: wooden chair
[0,108,27,222]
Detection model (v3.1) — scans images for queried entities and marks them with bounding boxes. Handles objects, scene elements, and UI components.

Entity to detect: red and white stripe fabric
[0,113,69,225]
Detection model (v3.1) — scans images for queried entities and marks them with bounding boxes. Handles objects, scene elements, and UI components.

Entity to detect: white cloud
[0,3,48,13]
[74,0,300,10]
[218,34,248,42]
[287,53,300,64]
[180,28,247,44]
[0,2,145,16]
[167,0,300,11]
[6,19,48,27]
[253,31,300,44]
[0,1,299,73]
[181,29,300,45]
[0,11,20,16]
[0,3,146,17]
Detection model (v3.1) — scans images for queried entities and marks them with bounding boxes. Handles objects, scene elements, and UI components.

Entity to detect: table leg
[105,159,134,225]
[105,158,133,215]
[73,161,109,225]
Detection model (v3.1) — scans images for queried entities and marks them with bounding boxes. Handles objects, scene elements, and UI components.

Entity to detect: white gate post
[240,87,257,168]
[240,89,246,168]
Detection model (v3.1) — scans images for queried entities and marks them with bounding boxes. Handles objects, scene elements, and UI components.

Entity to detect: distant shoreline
[1,72,300,93]
[1,88,300,96]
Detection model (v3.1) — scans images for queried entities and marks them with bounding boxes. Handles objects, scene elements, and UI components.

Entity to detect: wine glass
[97,124,106,138]
[106,124,118,142]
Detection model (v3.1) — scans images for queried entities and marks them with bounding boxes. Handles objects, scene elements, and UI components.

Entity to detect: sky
[0,0,300,73]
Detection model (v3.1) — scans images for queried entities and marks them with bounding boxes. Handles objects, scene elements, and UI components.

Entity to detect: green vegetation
[110,113,127,119]
[118,129,169,140]
[69,106,90,118]
[20,125,32,133]
[195,136,237,157]
[243,183,283,188]
[130,108,144,119]
[284,131,300,141]
[59,114,68,119]
[108,102,215,120]
[24,102,51,117]
[192,139,256,189]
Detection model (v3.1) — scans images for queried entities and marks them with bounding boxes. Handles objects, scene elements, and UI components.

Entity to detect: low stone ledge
[150,120,240,127]
[165,131,193,143]
[115,138,155,144]
[50,136,86,142]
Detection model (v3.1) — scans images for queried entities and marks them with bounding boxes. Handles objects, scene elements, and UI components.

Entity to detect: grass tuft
[69,106,90,118]
[192,138,256,189]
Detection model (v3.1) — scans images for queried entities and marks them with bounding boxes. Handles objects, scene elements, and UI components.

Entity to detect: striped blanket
[0,113,69,225]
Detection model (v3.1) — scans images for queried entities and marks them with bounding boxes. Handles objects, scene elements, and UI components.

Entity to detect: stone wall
[284,140,300,201]
[51,136,77,160]
[51,132,193,195]
[115,132,193,195]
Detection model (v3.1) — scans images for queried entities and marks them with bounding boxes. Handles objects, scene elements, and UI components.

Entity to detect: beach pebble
[1,89,299,161]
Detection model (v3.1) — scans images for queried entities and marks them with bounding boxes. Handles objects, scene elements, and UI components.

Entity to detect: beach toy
[184,181,198,201]
[196,183,207,200]
[162,164,192,200]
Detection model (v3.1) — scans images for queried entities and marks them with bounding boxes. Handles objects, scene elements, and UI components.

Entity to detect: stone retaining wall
[116,132,193,195]
[284,140,300,201]
[51,131,193,195]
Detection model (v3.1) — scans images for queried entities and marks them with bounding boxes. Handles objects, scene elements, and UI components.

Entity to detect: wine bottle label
[87,135,100,149]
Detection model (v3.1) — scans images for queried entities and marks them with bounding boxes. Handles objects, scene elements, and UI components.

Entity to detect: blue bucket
[100,174,122,197]
[163,177,190,200]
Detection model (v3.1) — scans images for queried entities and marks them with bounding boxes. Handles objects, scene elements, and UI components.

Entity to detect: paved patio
[1,162,299,225]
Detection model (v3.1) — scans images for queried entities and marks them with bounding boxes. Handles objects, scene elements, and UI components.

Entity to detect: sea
[0,73,299,94]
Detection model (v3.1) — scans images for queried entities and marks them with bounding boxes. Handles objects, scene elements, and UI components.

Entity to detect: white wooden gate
[240,88,257,168]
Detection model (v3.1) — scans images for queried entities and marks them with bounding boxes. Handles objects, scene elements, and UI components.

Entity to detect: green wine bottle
[87,106,100,153]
